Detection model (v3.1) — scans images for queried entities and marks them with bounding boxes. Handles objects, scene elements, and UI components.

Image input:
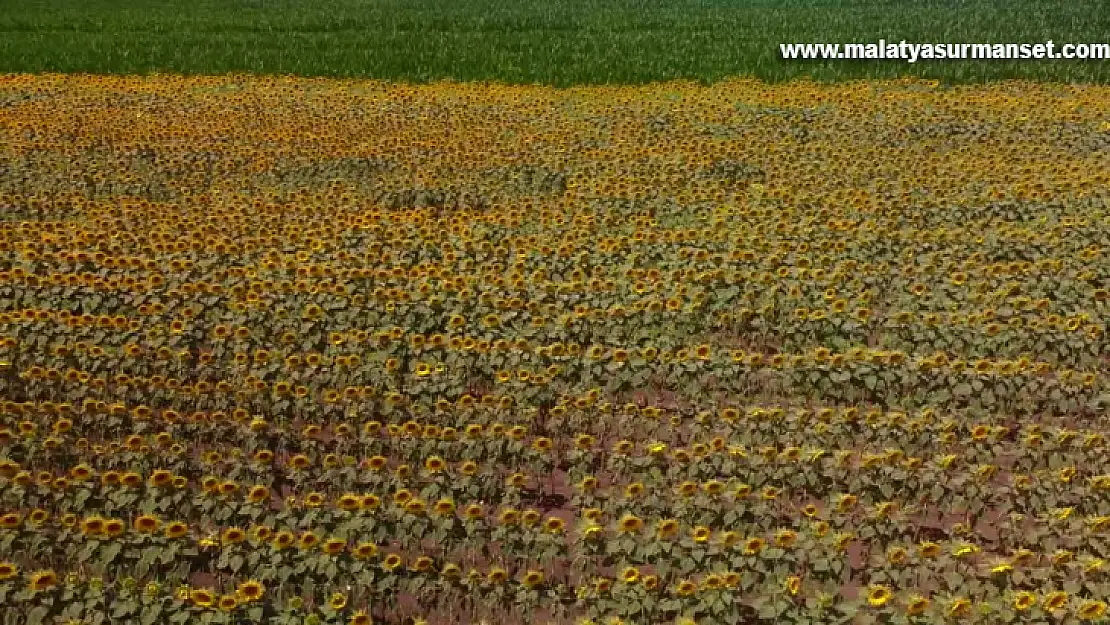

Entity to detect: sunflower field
[0,74,1108,625]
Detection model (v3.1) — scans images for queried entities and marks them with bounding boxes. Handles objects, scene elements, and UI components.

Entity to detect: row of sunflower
[2,75,1110,623]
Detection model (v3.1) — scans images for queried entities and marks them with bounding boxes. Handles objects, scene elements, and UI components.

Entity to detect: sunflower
[497,508,520,526]
[297,532,320,550]
[952,542,980,558]
[581,522,604,541]
[624,482,645,498]
[743,537,765,555]
[522,570,545,588]
[217,594,238,611]
[784,576,801,596]
[918,541,941,559]
[148,469,173,487]
[392,489,413,506]
[426,497,455,517]
[875,546,906,569]
[246,485,270,503]
[1059,466,1078,483]
[103,519,125,537]
[349,611,372,625]
[199,474,221,493]
[587,575,611,595]
[164,521,189,539]
[826,531,851,553]
[1078,600,1108,621]
[705,569,731,588]
[1083,557,1106,575]
[405,499,427,515]
[487,567,509,584]
[990,561,1013,576]
[70,464,94,481]
[462,504,484,521]
[336,493,361,511]
[703,480,725,496]
[424,456,446,473]
[621,567,640,584]
[692,526,712,543]
[190,589,215,607]
[133,515,160,533]
[947,597,972,618]
[521,509,542,526]
[323,538,347,555]
[905,595,930,616]
[835,493,858,512]
[217,526,245,544]
[675,580,698,597]
[272,531,295,550]
[382,553,403,571]
[348,541,377,560]
[329,592,347,610]
[0,562,16,581]
[1047,550,1074,568]
[867,585,892,607]
[774,529,797,548]
[1043,591,1069,611]
[1013,591,1036,611]
[716,530,741,548]
[230,581,263,603]
[618,514,644,534]
[450,459,480,479]
[80,516,105,536]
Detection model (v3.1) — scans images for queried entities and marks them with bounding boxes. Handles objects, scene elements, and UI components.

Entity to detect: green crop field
[0,0,1107,84]
[3,3,1110,625]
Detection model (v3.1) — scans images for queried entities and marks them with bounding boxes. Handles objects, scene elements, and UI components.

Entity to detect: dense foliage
[0,0,1108,84]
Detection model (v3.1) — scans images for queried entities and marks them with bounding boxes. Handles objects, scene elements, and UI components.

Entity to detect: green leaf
[112,599,137,618]
[99,542,122,568]
[26,606,49,625]
[141,605,163,625]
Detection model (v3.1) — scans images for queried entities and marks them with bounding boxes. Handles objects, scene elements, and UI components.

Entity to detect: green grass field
[0,0,1108,84]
